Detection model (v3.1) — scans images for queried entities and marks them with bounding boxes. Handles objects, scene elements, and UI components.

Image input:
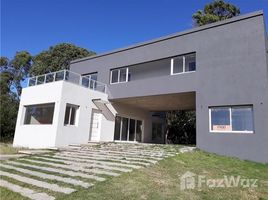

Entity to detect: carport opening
[112,92,196,145]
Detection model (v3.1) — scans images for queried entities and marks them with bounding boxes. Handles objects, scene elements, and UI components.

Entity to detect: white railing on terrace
[28,70,107,93]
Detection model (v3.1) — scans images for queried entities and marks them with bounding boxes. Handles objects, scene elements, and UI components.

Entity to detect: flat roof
[71,10,264,64]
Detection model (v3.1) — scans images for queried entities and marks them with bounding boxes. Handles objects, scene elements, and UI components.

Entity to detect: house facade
[13,11,268,163]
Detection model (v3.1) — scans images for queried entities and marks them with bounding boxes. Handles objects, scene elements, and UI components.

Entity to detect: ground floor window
[64,104,79,125]
[114,116,142,142]
[209,105,254,133]
[24,103,55,125]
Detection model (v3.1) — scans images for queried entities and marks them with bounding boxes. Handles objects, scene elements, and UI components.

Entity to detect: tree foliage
[30,43,95,75]
[193,0,240,26]
[165,110,196,144]
[0,54,30,141]
[1,43,95,141]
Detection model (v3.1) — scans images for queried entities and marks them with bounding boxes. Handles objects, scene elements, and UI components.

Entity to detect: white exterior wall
[13,81,110,148]
[13,81,63,148]
[54,81,109,147]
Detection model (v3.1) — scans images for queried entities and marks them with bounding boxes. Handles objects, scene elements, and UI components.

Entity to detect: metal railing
[27,70,107,93]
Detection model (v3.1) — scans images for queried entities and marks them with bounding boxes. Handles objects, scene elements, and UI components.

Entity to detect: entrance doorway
[114,116,142,142]
[89,109,102,141]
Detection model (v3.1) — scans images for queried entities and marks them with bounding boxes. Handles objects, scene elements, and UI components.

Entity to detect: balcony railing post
[63,70,66,80]
[93,80,96,91]
[27,77,30,86]
[35,76,38,85]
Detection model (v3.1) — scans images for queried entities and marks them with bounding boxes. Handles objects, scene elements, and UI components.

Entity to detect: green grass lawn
[1,150,268,200]
[0,143,21,154]
[59,150,268,200]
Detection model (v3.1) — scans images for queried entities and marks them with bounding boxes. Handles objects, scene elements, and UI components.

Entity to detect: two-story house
[13,11,268,163]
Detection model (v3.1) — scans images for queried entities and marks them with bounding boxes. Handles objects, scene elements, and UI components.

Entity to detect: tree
[165,110,196,145]
[30,43,96,76]
[1,52,32,97]
[193,0,240,26]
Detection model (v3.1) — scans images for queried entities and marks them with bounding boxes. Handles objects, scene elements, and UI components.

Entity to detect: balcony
[27,70,107,93]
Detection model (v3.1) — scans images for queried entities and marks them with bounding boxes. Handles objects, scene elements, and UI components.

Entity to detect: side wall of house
[13,81,63,148]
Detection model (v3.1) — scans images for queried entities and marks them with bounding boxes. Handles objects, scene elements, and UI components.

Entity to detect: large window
[171,53,196,75]
[209,106,254,133]
[110,67,129,84]
[64,104,79,125]
[24,103,55,125]
[114,116,142,142]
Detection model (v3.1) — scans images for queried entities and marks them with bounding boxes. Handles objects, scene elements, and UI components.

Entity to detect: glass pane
[121,117,129,141]
[90,73,98,81]
[28,77,36,86]
[173,56,184,74]
[111,70,119,83]
[211,108,231,131]
[136,120,142,142]
[45,73,54,83]
[82,77,90,88]
[66,71,80,84]
[89,79,97,89]
[64,106,71,125]
[232,107,253,131]
[70,107,76,125]
[119,68,127,82]
[24,103,55,124]
[129,119,135,141]
[55,71,65,81]
[185,53,196,72]
[114,116,121,140]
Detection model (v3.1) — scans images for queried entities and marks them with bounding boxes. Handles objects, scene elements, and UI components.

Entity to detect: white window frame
[110,67,129,84]
[209,106,254,134]
[171,54,196,75]
[64,104,79,126]
[114,114,143,142]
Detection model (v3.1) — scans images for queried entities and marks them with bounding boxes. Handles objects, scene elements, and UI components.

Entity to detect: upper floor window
[209,105,254,133]
[110,67,129,84]
[171,53,196,75]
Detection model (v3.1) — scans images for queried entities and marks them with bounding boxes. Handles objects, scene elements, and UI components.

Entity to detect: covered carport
[110,92,196,144]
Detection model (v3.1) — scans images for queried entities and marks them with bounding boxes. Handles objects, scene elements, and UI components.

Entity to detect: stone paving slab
[61,148,163,160]
[0,154,26,161]
[29,156,132,173]
[60,150,158,164]
[53,155,142,169]
[58,151,151,166]
[0,170,76,194]
[0,179,55,200]
[0,163,90,188]
[17,158,106,181]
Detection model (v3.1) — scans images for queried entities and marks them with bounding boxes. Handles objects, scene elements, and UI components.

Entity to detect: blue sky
[1,0,267,59]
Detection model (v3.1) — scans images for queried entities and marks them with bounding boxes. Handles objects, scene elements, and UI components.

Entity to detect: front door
[90,110,102,141]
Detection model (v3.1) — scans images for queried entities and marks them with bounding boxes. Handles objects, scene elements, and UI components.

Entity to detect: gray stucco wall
[70,11,268,162]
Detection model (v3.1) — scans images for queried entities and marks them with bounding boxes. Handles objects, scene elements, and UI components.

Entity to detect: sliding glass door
[114,116,143,142]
